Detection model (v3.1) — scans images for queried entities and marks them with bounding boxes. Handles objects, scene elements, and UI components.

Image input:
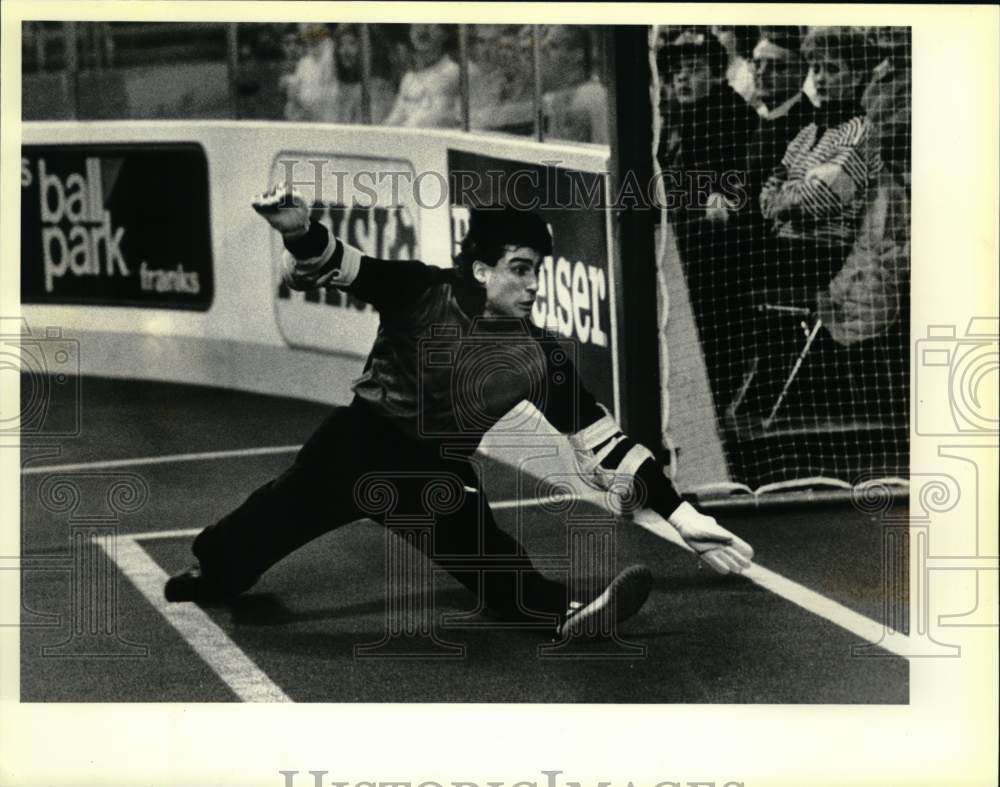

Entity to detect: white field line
[631,509,914,659]
[487,489,607,510]
[68,441,911,665]
[133,527,204,541]
[101,535,291,703]
[133,501,913,663]
[22,445,303,475]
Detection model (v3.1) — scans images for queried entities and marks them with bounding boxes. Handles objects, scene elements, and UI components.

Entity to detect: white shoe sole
[557,564,653,638]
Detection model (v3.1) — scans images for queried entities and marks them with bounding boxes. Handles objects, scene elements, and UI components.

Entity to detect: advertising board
[21,143,214,310]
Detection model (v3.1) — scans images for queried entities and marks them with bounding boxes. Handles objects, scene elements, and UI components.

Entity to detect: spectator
[323,24,394,124]
[378,24,413,91]
[656,30,760,416]
[712,25,759,106]
[468,25,506,110]
[540,25,609,144]
[383,23,459,128]
[753,27,812,119]
[862,26,911,181]
[750,27,886,420]
[746,28,814,208]
[469,24,534,133]
[759,26,883,294]
[656,30,759,225]
[282,23,336,121]
[281,28,303,64]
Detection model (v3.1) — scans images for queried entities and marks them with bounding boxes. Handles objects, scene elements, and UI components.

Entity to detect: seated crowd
[279,22,608,143]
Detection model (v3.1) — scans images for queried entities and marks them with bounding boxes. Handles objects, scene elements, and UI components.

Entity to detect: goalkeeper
[164,186,754,636]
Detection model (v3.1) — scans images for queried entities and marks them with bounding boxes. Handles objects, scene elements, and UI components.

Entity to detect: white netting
[652,25,910,497]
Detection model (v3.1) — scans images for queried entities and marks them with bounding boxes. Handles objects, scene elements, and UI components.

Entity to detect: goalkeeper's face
[474,246,543,319]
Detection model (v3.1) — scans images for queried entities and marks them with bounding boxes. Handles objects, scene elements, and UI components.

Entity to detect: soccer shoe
[164,564,228,603]
[556,564,653,638]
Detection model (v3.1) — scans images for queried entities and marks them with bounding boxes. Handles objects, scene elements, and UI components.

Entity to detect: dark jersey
[283,222,604,442]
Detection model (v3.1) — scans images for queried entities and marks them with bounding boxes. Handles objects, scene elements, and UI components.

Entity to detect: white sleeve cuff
[568,404,617,451]
[666,501,699,528]
[336,242,363,286]
[617,443,654,479]
[281,238,363,290]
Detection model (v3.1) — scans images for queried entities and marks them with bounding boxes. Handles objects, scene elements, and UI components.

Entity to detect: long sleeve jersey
[281,221,684,516]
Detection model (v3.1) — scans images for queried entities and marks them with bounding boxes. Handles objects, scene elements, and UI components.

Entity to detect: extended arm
[252,184,439,312]
[538,344,754,575]
[568,406,753,574]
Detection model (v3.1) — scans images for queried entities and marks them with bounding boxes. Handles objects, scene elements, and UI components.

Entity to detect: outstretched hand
[667,502,754,575]
[251,183,311,239]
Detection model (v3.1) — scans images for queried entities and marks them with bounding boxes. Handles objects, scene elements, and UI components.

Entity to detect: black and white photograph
[1,3,997,786]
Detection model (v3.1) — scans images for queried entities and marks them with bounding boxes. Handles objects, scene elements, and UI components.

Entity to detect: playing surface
[19,376,908,703]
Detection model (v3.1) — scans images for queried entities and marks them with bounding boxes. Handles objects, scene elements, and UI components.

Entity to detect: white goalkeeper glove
[251,183,311,239]
[667,501,754,575]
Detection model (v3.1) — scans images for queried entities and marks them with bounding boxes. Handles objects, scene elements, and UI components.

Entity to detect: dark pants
[192,399,567,617]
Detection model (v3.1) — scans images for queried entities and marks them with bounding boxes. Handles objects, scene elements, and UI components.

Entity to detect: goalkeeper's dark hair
[454,206,552,280]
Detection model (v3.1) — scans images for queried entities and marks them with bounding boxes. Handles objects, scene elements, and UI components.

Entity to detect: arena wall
[20,120,729,491]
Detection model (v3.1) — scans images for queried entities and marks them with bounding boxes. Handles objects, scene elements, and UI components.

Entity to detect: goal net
[650,25,911,499]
